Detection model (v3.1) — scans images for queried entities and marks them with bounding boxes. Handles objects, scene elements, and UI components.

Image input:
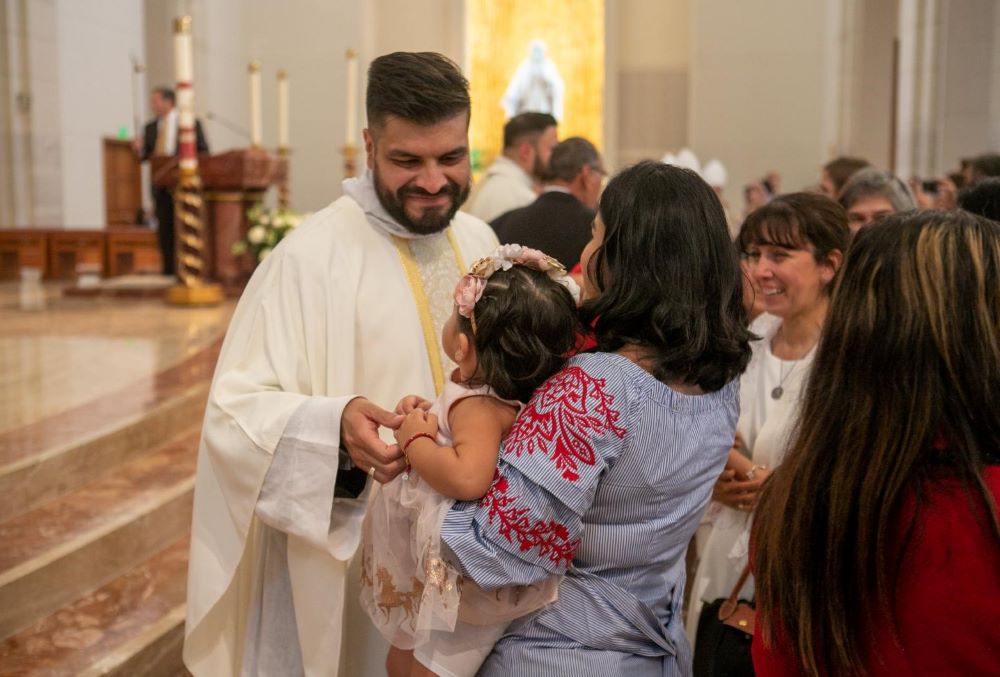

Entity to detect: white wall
[689,0,834,196]
[364,0,464,68]
[937,0,999,167]
[614,0,691,168]
[243,0,362,211]
[842,0,897,170]
[55,0,144,227]
[1,0,65,227]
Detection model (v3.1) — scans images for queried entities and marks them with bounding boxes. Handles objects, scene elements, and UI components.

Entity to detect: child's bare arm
[394,397,517,501]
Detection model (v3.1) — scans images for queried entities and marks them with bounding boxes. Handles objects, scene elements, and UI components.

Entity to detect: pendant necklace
[771,359,800,400]
[771,326,805,400]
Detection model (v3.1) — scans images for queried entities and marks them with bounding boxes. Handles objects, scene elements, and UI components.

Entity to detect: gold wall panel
[466,0,604,174]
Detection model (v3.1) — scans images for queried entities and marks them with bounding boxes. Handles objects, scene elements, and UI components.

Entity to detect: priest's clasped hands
[339,395,432,485]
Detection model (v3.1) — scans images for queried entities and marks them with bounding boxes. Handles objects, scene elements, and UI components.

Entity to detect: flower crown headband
[454,244,581,335]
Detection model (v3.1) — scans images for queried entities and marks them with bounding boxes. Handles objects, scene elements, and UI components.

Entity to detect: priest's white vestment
[183,172,498,676]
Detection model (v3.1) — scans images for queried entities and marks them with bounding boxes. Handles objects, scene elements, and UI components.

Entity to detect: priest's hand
[395,394,433,415]
[340,397,406,483]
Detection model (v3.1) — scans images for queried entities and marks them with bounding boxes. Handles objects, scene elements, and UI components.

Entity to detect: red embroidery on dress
[479,470,578,567]
[504,366,627,481]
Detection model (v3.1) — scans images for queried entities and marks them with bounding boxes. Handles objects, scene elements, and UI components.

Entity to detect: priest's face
[365,113,471,235]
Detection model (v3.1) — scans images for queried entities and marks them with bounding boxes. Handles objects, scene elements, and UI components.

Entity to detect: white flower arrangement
[232,204,309,264]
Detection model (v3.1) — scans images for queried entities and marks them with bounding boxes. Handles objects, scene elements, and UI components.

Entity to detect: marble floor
[0,282,232,675]
[0,282,234,436]
[0,539,190,676]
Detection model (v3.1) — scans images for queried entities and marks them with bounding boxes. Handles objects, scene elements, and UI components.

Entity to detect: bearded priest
[183,52,498,676]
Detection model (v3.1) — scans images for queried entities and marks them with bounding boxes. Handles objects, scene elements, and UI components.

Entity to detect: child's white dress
[360,376,560,677]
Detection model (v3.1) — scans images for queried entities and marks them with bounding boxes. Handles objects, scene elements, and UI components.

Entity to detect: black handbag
[692,564,755,677]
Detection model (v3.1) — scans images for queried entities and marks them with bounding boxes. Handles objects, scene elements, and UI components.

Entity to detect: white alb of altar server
[182,169,497,676]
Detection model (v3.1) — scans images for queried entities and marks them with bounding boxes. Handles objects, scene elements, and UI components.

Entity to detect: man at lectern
[134,86,210,276]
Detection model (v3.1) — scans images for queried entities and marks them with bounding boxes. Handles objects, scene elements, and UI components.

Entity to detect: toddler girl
[360,245,580,677]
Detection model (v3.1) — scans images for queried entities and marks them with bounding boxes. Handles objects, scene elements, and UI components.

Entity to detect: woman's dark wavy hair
[457,265,579,403]
[579,160,752,391]
[753,210,1000,676]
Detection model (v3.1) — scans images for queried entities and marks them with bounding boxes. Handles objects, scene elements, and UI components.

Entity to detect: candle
[345,49,358,145]
[174,19,192,86]
[249,61,262,147]
[174,16,196,171]
[277,69,289,149]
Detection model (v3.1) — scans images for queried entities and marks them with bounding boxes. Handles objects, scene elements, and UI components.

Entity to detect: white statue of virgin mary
[500,40,565,122]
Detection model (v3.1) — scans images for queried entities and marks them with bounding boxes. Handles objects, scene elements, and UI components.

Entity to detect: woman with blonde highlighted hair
[752,210,1000,676]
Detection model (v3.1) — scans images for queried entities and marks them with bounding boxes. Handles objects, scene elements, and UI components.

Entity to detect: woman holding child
[366,160,752,677]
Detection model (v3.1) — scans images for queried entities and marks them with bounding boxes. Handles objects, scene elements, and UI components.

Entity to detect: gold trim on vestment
[392,229,468,395]
[394,237,445,395]
[445,229,466,275]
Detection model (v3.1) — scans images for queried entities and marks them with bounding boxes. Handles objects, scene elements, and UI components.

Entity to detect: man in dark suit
[491,137,604,270]
[133,87,209,276]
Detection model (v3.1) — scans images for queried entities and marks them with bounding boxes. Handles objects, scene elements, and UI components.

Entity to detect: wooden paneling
[103,138,142,227]
[0,229,164,279]
[47,231,105,280]
[106,228,161,277]
[0,230,48,280]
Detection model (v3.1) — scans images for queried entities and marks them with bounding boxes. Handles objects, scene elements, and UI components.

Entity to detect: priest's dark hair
[579,161,752,392]
[457,265,578,403]
[366,52,469,132]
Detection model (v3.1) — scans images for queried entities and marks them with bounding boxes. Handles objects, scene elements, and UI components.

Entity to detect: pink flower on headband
[453,244,580,323]
[454,274,486,319]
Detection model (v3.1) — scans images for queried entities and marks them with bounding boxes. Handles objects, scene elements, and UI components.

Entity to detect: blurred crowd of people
[468,111,1000,676]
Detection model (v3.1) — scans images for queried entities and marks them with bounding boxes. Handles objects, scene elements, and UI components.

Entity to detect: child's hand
[395,395,433,416]
[394,409,439,447]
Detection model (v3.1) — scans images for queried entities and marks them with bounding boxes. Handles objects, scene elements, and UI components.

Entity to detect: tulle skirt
[360,472,559,652]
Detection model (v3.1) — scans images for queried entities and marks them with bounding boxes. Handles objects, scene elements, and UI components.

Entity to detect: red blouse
[752,467,1000,676]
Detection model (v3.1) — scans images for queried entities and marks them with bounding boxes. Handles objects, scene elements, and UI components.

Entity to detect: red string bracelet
[402,432,436,455]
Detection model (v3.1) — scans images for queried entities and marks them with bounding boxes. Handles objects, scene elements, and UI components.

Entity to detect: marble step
[0,429,200,639]
[0,382,209,524]
[0,537,190,677]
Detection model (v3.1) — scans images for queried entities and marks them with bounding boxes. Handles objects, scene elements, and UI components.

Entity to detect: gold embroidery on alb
[392,231,466,395]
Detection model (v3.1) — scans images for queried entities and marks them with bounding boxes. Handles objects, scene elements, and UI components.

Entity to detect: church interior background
[1,0,999,674]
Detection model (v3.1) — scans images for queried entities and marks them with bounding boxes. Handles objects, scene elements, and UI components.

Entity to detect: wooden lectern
[152,149,288,293]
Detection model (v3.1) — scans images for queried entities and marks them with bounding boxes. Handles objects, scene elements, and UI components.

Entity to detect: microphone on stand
[205,111,251,141]
[129,53,145,138]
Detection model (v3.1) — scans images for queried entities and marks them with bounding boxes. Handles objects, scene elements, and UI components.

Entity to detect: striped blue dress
[440,352,739,677]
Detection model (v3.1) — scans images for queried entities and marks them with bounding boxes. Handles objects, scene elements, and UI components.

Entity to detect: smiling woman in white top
[687,193,850,650]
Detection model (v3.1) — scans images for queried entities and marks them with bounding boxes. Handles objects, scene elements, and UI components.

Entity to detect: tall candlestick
[168,15,221,306]
[277,69,289,149]
[174,16,196,172]
[249,61,262,147]
[345,49,358,144]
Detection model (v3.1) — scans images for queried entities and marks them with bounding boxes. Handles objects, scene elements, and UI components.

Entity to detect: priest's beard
[372,165,471,236]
